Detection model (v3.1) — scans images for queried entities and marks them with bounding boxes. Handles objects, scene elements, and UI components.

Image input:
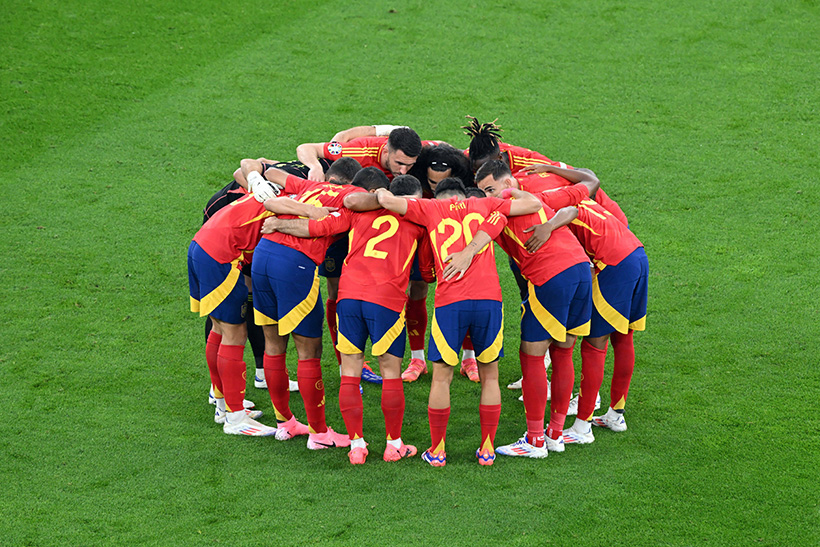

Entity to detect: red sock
[578,340,607,420]
[520,350,548,445]
[381,378,405,441]
[479,403,501,452]
[326,298,341,366]
[263,353,292,422]
[427,406,450,454]
[610,331,635,411]
[298,358,327,434]
[217,344,247,412]
[339,375,363,440]
[462,334,474,351]
[206,331,223,397]
[547,343,576,437]
[406,298,428,352]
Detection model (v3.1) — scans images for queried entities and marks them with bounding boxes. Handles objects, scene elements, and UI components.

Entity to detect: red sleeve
[474,198,509,240]
[307,209,353,237]
[401,198,430,226]
[595,188,629,226]
[539,184,589,210]
[283,174,309,195]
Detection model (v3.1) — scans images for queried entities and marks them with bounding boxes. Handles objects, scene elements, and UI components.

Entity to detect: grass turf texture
[2,0,818,545]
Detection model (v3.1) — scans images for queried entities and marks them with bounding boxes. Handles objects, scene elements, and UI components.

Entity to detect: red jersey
[323,137,438,180]
[495,195,589,286]
[569,199,643,273]
[518,172,591,207]
[307,209,434,312]
[402,197,511,307]
[264,174,365,264]
[515,170,628,226]
[193,192,272,265]
[499,143,569,173]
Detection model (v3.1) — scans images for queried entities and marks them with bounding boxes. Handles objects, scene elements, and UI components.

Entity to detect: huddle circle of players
[188,116,648,466]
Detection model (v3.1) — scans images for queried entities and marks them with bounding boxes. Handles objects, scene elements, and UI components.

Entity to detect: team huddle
[187,117,648,466]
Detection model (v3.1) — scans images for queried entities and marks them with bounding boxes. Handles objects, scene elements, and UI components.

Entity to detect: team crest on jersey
[324,257,337,273]
[328,142,343,156]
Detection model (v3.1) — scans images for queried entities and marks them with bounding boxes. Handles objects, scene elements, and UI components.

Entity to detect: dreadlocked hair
[462,115,503,164]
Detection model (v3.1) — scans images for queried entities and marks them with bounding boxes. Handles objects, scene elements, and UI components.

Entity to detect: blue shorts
[318,236,348,278]
[335,299,406,358]
[250,239,324,337]
[408,253,424,282]
[589,247,648,337]
[428,300,504,366]
[521,262,592,343]
[187,241,248,323]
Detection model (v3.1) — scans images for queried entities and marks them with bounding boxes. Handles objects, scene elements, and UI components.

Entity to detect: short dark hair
[326,157,362,184]
[474,159,512,186]
[434,177,467,199]
[387,127,423,158]
[464,186,486,199]
[389,174,423,197]
[462,115,503,170]
[351,166,390,190]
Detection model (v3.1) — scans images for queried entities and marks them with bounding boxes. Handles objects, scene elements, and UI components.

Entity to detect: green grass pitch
[1,0,818,545]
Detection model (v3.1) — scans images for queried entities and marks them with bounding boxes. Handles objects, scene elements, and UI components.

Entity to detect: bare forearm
[269,218,311,238]
[344,192,381,211]
[264,197,315,217]
[549,206,578,229]
[377,192,408,215]
[508,189,542,215]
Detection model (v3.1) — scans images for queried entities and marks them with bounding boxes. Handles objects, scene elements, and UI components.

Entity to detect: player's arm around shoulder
[343,190,382,212]
[295,142,328,181]
[375,188,409,216]
[506,188,542,216]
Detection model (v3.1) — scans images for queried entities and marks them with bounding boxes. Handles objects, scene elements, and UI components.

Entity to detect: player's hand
[523,223,554,253]
[442,248,475,281]
[307,165,325,182]
[261,217,280,234]
[248,171,282,202]
[522,164,552,174]
[375,188,394,205]
[305,206,338,220]
[252,181,281,202]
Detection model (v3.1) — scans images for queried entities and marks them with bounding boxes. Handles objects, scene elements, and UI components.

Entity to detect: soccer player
[237,157,386,384]
[376,177,542,466]
[251,163,390,450]
[203,159,322,393]
[462,115,628,226]
[558,193,648,444]
[409,142,475,195]
[296,126,425,182]
[263,174,433,464]
[473,160,595,457]
[296,127,430,380]
[188,182,334,436]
